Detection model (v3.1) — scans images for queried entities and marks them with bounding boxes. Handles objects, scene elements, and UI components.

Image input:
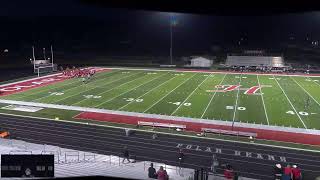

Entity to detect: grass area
[0,107,319,151]
[1,68,320,151]
[2,69,320,129]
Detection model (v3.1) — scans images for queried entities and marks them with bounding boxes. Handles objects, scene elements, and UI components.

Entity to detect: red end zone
[0,67,111,96]
[75,112,320,146]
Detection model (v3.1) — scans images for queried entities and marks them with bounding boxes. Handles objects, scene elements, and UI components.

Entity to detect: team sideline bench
[137,121,186,130]
[201,128,257,138]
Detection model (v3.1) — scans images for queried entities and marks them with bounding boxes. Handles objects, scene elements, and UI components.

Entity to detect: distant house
[185,57,213,68]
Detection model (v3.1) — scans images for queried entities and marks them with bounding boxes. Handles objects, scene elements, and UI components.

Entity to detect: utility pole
[170,13,173,65]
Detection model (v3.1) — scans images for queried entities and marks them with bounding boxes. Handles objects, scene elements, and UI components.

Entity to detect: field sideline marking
[201,74,227,118]
[257,75,270,125]
[33,70,123,103]
[0,112,319,153]
[273,75,307,129]
[232,74,243,125]
[291,77,320,108]
[102,67,320,78]
[71,71,145,106]
[118,73,177,110]
[94,72,167,108]
[171,74,212,116]
[143,73,196,113]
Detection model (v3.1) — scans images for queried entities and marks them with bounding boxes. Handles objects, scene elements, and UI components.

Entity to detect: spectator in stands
[156,166,169,180]
[223,164,234,180]
[292,165,302,180]
[282,164,293,180]
[148,163,157,179]
[274,164,282,180]
[122,146,131,163]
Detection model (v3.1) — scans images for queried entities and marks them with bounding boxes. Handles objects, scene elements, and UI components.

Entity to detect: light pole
[170,13,173,65]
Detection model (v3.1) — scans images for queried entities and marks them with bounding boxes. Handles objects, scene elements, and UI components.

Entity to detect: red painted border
[74,112,320,146]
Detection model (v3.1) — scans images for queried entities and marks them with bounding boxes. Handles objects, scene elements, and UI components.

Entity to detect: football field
[1,68,320,130]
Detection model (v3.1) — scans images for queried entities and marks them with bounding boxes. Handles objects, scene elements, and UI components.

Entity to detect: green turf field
[1,69,320,130]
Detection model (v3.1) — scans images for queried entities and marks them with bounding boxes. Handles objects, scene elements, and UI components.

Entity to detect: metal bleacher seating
[226,56,284,67]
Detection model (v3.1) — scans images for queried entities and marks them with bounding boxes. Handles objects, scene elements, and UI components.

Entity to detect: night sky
[0,0,320,56]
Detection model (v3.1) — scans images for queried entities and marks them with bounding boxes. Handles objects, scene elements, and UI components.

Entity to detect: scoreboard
[1,155,54,178]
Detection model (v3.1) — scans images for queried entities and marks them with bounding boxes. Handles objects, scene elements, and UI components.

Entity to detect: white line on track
[171,74,212,116]
[143,73,196,113]
[0,112,319,153]
[201,74,227,118]
[94,72,166,108]
[291,77,320,108]
[257,75,270,125]
[118,73,177,110]
[273,75,307,129]
[232,74,242,124]
[63,71,144,106]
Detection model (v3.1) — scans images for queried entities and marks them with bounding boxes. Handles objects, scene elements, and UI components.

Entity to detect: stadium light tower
[170,13,178,65]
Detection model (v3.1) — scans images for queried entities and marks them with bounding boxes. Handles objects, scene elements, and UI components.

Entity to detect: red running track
[75,112,320,146]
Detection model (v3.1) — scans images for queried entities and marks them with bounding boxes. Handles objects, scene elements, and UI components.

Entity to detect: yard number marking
[286,110,309,116]
[49,92,64,96]
[123,98,143,102]
[169,102,191,106]
[226,106,246,111]
[83,95,102,99]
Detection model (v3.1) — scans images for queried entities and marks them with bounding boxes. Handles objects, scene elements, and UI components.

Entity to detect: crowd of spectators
[274,163,302,180]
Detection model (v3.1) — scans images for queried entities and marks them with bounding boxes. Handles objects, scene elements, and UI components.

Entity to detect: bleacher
[226,56,284,67]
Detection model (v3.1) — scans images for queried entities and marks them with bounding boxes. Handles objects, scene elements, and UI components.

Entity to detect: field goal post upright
[31,45,57,77]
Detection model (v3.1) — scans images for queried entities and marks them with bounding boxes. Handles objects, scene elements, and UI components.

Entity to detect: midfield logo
[206,85,272,95]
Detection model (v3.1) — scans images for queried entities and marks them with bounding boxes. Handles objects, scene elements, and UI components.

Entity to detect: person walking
[122,146,131,163]
[148,163,157,179]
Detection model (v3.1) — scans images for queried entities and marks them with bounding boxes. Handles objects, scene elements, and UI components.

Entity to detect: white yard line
[118,73,177,110]
[31,71,119,101]
[35,70,136,103]
[94,73,165,108]
[257,75,270,125]
[71,72,146,106]
[201,74,227,118]
[309,77,320,87]
[170,74,212,116]
[273,75,307,129]
[232,74,242,124]
[290,77,320,108]
[143,74,196,113]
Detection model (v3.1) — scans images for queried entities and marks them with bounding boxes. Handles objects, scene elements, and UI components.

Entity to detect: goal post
[31,45,57,77]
